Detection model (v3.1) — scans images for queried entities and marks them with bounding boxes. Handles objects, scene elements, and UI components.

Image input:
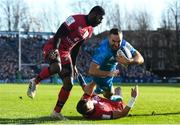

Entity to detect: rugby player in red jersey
[77,83,138,119]
[27,6,105,120]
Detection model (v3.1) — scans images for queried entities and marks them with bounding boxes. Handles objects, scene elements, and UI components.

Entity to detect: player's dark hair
[89,6,105,15]
[76,99,89,115]
[109,28,120,35]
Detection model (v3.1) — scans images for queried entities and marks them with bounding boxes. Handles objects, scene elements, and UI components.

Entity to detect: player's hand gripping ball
[116,48,132,68]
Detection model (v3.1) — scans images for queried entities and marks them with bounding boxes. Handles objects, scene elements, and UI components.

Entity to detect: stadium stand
[0,31,179,83]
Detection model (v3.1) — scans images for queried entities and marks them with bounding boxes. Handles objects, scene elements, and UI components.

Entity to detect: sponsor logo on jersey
[66,16,75,26]
[74,37,80,42]
[66,36,74,44]
[102,114,111,119]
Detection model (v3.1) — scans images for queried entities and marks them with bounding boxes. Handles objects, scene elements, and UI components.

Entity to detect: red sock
[35,68,51,84]
[54,87,70,113]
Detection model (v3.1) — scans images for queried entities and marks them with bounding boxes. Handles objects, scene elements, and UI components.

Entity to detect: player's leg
[102,84,123,101]
[99,78,114,99]
[27,62,61,98]
[103,85,115,99]
[75,67,87,89]
[76,69,96,95]
[94,85,104,94]
[51,63,73,119]
[34,61,61,84]
[27,44,61,98]
[92,77,104,94]
[35,44,62,84]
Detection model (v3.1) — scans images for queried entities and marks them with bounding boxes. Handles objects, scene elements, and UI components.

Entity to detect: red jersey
[82,94,125,119]
[43,14,93,64]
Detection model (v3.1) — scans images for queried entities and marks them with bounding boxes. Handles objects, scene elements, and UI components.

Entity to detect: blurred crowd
[0,35,157,83]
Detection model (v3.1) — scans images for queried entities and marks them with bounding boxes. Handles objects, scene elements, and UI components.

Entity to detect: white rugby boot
[51,110,68,120]
[27,78,37,99]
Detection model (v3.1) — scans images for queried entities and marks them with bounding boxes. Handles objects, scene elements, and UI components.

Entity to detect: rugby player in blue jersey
[84,28,144,100]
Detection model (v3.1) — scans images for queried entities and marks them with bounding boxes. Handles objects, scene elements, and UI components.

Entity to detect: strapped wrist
[127,97,136,108]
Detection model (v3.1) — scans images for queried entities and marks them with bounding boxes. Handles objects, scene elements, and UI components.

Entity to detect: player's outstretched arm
[112,85,138,119]
[71,40,84,66]
[89,62,119,78]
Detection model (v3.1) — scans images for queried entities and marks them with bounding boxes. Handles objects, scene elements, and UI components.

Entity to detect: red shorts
[43,38,71,65]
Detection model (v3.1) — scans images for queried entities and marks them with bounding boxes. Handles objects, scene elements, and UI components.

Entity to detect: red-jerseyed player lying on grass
[76,72,138,119]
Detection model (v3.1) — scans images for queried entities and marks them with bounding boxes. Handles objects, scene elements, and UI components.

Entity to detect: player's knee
[63,82,73,91]
[57,63,62,72]
[103,91,113,99]
[49,62,62,74]
[62,77,74,91]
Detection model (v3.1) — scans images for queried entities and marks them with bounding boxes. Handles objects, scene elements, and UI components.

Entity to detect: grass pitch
[0,83,180,124]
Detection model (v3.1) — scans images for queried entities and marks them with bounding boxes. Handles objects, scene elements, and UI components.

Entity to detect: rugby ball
[117,46,132,59]
[116,46,132,68]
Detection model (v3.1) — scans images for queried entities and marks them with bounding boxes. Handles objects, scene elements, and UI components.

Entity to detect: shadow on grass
[1,112,180,123]
[129,111,180,117]
[0,116,84,124]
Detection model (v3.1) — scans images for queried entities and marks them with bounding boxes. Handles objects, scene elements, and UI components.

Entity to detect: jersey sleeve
[64,15,93,40]
[64,16,76,30]
[92,46,107,65]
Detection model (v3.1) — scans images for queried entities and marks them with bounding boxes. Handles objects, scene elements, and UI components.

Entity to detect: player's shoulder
[66,14,87,26]
[120,39,127,47]
[99,38,109,48]
[70,14,86,20]
[95,39,108,53]
[120,39,136,55]
[121,39,133,48]
[72,14,86,16]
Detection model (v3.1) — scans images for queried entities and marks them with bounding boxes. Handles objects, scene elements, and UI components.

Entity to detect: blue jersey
[92,38,137,93]
[92,38,118,72]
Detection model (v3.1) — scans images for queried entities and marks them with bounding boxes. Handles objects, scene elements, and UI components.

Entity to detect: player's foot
[51,111,68,120]
[27,78,37,99]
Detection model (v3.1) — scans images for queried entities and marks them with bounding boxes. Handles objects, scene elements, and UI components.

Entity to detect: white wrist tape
[127,97,136,108]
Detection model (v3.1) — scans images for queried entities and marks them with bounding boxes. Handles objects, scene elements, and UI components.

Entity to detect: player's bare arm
[47,23,71,63]
[71,40,84,67]
[89,62,119,78]
[53,23,70,49]
[83,82,96,96]
[131,50,144,64]
[112,85,138,119]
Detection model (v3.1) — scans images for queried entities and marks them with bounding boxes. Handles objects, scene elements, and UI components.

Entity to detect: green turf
[0,83,180,124]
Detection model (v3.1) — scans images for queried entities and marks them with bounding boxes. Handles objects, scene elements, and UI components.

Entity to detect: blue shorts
[93,76,114,94]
